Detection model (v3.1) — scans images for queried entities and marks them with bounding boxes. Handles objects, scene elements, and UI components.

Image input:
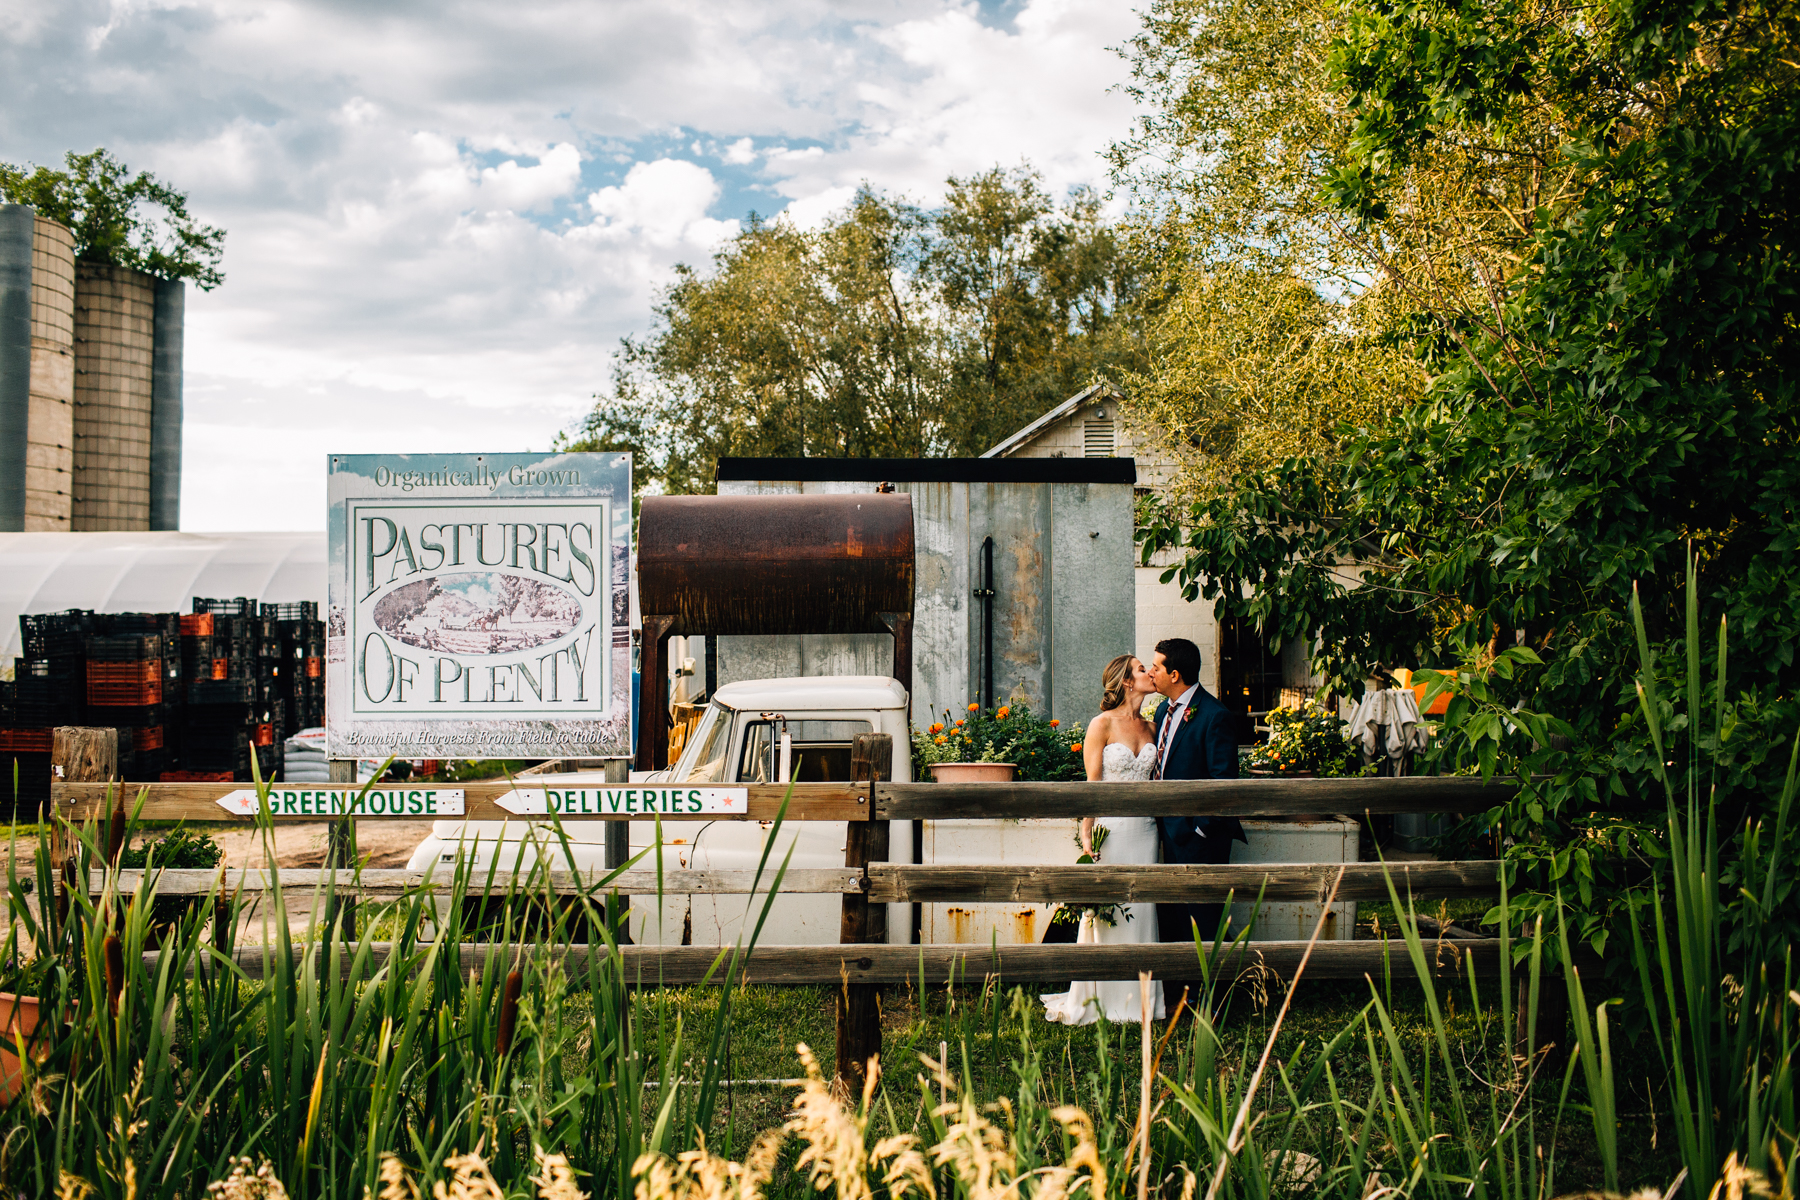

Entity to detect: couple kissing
[1041,637,1247,1026]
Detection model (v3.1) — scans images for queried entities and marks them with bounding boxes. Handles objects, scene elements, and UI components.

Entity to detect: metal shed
[709,457,1137,731]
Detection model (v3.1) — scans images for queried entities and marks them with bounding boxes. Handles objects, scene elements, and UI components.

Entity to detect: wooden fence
[48,746,1520,1091]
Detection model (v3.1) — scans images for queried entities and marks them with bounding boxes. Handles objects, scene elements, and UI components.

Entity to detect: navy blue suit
[1153,685,1246,949]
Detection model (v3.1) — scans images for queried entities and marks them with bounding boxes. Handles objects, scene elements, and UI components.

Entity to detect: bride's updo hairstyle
[1100,655,1136,712]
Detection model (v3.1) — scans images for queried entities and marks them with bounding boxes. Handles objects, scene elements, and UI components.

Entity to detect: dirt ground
[202,820,437,870]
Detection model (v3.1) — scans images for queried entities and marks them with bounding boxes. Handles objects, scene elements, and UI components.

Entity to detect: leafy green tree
[571,169,1145,493]
[0,148,226,289]
[1137,0,1799,953]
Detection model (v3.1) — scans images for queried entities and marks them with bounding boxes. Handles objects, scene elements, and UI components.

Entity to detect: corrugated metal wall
[715,474,1135,731]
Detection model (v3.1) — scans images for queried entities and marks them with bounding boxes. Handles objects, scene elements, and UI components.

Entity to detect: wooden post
[52,727,117,863]
[836,733,891,1096]
[326,759,356,940]
[604,757,631,944]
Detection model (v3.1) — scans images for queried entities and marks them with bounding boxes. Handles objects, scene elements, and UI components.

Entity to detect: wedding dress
[1040,742,1167,1025]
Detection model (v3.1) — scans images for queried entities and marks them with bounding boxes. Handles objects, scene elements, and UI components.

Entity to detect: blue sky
[1,0,1142,529]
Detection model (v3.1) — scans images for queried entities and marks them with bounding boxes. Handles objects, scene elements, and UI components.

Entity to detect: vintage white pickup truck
[404,673,1360,946]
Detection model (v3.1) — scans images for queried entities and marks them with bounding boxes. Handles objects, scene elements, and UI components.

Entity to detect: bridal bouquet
[1049,823,1130,929]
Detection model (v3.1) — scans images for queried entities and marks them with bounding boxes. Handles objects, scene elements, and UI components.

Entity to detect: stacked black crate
[17,610,90,728]
[172,612,215,775]
[264,601,322,744]
[185,599,259,780]
[85,632,167,779]
[5,611,88,818]
[190,598,281,781]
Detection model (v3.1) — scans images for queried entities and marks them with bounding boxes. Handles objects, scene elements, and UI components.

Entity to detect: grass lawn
[601,975,1682,1192]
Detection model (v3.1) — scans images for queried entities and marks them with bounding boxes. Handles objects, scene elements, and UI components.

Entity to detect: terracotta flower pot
[929,762,1016,783]
[0,991,48,1104]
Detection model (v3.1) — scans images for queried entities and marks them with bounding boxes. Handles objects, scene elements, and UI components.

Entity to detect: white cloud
[1,0,1146,531]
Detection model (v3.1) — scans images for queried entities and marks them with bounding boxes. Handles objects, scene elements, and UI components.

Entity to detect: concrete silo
[0,205,185,533]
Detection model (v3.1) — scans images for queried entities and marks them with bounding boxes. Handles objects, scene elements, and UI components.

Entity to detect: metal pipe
[975,536,996,711]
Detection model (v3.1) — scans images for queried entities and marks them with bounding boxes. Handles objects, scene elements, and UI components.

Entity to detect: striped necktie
[1153,702,1179,780]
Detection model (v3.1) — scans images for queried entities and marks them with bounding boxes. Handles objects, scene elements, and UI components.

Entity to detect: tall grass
[0,783,798,1198]
[1,556,1793,1197]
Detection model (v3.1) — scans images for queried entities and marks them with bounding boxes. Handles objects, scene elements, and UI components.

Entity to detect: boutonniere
[1182,705,1196,724]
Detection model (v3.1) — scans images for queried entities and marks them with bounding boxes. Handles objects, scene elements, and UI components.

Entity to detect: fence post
[52,727,117,866]
[326,759,356,940]
[837,733,891,1096]
[604,757,631,943]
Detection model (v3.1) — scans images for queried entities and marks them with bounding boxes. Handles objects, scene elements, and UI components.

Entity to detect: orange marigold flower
[929,723,944,734]
[1070,742,1083,753]
[955,719,964,727]
[934,735,947,745]
[1049,719,1060,727]
[968,702,979,712]
[996,705,1010,719]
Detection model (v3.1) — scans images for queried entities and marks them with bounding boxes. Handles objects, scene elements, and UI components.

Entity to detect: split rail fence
[49,734,1524,1090]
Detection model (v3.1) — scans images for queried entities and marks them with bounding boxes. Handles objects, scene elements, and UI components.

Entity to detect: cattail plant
[103,932,123,1017]
[497,969,523,1058]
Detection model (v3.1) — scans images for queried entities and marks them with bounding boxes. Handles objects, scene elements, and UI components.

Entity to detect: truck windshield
[676,704,734,782]
[738,720,873,783]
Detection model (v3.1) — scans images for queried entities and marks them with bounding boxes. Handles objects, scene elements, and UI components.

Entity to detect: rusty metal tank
[635,493,915,769]
[638,494,914,636]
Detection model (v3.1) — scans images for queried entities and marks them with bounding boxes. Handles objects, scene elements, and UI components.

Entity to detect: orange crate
[180,613,214,636]
[0,729,53,753]
[211,659,228,680]
[87,661,163,706]
[136,726,164,751]
[161,770,232,782]
[252,723,274,747]
[304,656,322,678]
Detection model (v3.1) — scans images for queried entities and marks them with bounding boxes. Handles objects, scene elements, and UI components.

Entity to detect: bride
[1041,654,1166,1025]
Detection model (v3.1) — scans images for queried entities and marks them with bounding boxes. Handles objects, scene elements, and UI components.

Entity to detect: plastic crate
[87,634,163,661]
[100,613,180,638]
[261,601,318,621]
[161,770,233,782]
[94,703,164,728]
[179,613,214,636]
[0,728,52,753]
[1,750,51,819]
[87,661,163,706]
[20,610,92,658]
[186,679,257,705]
[194,597,255,617]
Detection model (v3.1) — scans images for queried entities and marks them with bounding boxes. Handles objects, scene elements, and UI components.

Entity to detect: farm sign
[327,453,632,759]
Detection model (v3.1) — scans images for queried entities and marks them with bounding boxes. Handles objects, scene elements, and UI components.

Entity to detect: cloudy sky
[2,0,1144,531]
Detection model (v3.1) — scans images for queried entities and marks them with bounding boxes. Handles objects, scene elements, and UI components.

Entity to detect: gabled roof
[979,382,1123,459]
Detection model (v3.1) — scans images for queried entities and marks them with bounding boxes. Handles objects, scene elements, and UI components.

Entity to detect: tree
[1110,0,1610,491]
[1136,0,1800,952]
[0,148,226,289]
[569,168,1145,493]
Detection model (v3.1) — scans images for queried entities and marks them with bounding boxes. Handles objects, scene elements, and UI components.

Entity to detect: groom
[1149,638,1247,962]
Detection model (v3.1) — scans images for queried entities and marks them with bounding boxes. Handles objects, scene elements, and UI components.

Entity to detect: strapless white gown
[1040,742,1166,1025]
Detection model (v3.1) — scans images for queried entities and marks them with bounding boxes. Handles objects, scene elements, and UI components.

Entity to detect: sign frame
[326,452,632,760]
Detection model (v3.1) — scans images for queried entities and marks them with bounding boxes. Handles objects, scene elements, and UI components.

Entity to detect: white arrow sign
[216,788,466,817]
[491,786,748,817]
